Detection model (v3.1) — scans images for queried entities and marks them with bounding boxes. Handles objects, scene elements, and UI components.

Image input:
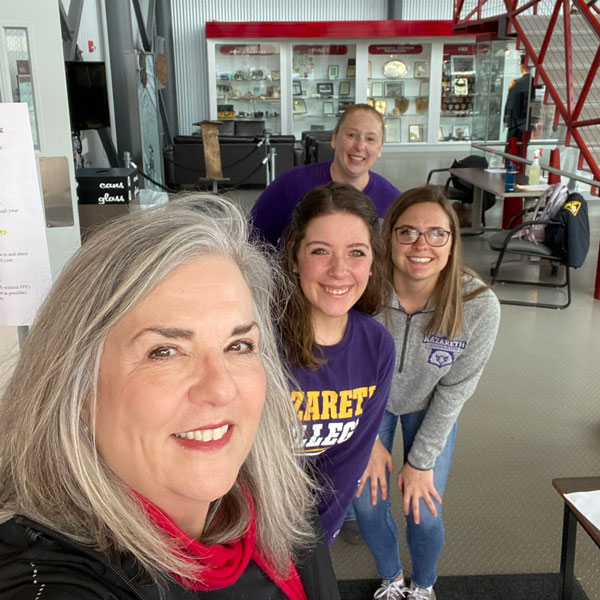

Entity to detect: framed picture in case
[385,118,401,143]
[339,81,351,96]
[454,77,469,96]
[414,62,430,79]
[293,99,307,114]
[451,55,474,74]
[419,81,430,96]
[316,82,334,97]
[323,101,334,115]
[346,59,356,78]
[408,124,423,142]
[328,64,339,79]
[338,100,353,115]
[385,82,404,98]
[293,81,302,96]
[371,82,384,97]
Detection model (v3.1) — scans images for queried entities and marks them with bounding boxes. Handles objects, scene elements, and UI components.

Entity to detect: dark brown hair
[281,182,386,369]
[334,103,384,136]
[381,185,487,337]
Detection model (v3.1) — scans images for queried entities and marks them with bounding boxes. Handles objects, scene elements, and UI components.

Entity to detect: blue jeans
[352,409,457,588]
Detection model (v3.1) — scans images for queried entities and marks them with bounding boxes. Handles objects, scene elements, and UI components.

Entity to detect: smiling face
[296,211,373,339]
[94,257,266,538]
[391,202,453,289]
[330,109,383,190]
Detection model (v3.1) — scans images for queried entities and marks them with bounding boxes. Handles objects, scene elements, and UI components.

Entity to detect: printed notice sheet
[564,490,600,531]
[0,103,52,326]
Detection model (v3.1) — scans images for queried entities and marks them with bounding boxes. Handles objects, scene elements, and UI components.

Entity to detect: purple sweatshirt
[249,162,401,245]
[290,309,395,544]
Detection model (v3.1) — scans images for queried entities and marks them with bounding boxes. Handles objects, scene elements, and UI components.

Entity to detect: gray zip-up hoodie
[376,276,501,470]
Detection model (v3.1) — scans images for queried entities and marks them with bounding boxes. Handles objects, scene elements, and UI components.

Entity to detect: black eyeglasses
[393,226,452,247]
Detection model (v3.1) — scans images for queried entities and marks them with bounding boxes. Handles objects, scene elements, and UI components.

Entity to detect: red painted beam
[206,20,463,39]
[571,117,600,128]
[536,1,563,68]
[563,2,575,116]
[571,47,600,122]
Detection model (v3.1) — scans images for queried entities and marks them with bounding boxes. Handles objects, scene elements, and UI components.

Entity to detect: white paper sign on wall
[0,103,52,326]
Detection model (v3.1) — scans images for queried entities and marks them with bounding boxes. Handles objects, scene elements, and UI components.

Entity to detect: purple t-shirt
[249,162,401,245]
[289,309,395,544]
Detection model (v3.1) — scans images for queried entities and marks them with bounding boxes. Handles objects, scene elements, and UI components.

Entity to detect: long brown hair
[381,185,488,338]
[281,182,386,369]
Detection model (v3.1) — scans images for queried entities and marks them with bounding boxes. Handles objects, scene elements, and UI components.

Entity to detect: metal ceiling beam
[131,0,152,52]
[60,0,84,61]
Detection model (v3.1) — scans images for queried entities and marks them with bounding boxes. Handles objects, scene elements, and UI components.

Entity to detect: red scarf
[139,495,307,600]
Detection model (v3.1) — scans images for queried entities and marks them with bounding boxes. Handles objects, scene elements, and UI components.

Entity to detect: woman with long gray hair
[0,195,339,599]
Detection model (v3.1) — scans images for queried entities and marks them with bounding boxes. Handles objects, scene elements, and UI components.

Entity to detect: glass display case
[439,44,476,142]
[291,44,356,139]
[215,43,281,134]
[367,44,431,144]
[472,41,509,142]
[206,31,505,146]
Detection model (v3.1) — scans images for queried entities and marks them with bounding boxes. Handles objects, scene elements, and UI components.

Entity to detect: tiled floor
[1,150,599,598]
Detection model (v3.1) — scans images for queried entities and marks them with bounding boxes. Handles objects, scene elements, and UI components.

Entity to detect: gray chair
[487,192,589,309]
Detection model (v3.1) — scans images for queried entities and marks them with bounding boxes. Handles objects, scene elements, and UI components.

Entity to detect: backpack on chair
[449,155,497,212]
[513,183,568,244]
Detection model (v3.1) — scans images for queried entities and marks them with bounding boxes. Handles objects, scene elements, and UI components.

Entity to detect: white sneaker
[373,579,410,600]
[408,582,436,600]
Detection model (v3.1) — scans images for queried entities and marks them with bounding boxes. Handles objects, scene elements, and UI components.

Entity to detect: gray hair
[0,194,313,582]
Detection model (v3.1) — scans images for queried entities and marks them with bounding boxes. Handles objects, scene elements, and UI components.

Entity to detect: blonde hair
[334,103,384,136]
[381,185,487,337]
[0,194,313,583]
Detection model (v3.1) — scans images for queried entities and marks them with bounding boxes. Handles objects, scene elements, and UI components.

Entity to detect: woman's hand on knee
[397,462,442,525]
[356,438,393,505]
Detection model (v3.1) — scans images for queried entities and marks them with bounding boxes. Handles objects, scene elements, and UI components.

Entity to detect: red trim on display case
[206,20,467,39]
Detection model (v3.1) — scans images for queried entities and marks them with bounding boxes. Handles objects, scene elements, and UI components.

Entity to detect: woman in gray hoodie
[352,186,501,600]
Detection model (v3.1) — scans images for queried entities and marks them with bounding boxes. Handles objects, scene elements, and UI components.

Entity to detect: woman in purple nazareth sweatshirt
[278,181,396,546]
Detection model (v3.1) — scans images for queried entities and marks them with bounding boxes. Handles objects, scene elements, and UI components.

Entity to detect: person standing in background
[250,104,400,245]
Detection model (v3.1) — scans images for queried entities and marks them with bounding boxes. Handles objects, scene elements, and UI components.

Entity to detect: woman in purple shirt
[279,181,396,544]
[250,104,400,245]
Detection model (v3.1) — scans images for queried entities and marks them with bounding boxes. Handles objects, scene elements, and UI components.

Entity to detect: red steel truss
[454,0,600,179]
[454,0,600,300]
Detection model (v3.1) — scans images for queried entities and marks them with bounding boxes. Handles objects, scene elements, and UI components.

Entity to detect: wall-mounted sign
[443,44,476,55]
[293,45,348,55]
[369,44,423,55]
[219,44,277,55]
[0,103,52,326]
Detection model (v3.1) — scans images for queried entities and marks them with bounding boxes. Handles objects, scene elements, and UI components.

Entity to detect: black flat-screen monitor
[65,61,111,131]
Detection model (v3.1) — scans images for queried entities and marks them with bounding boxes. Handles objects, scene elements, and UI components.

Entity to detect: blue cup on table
[505,162,517,192]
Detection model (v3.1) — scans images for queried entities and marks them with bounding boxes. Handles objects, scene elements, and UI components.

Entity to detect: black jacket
[0,516,341,600]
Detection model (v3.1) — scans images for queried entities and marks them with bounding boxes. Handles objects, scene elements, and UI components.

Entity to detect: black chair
[426,155,496,225]
[486,192,590,309]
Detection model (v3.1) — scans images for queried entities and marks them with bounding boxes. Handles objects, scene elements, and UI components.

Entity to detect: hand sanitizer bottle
[528,148,542,185]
